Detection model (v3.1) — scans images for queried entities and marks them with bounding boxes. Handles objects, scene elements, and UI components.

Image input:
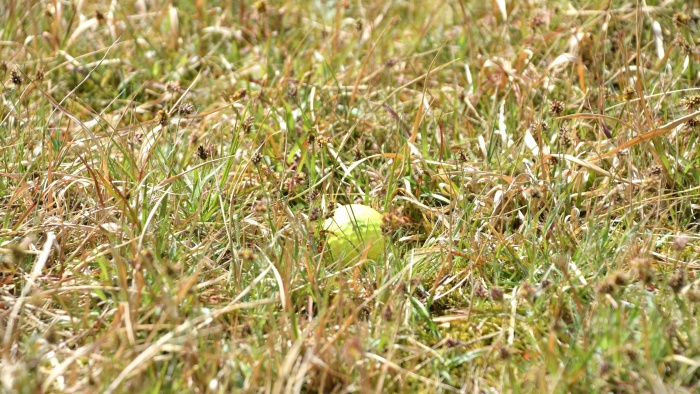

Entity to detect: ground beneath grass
[2,0,700,392]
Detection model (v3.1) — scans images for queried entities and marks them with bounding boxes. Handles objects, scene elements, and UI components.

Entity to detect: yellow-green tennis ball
[324,204,385,264]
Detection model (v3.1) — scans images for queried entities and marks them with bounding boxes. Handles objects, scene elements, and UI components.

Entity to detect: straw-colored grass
[2,0,700,392]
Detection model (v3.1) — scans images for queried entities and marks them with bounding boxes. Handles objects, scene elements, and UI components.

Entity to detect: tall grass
[1,0,700,392]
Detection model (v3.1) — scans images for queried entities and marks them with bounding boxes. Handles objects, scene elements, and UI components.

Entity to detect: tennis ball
[324,204,385,264]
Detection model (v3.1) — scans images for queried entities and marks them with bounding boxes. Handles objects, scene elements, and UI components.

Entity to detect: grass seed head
[549,100,564,116]
[530,11,549,29]
[307,189,320,202]
[674,34,694,56]
[490,286,504,301]
[287,82,297,98]
[674,12,691,26]
[532,119,548,133]
[242,116,253,133]
[644,165,663,178]
[355,18,363,32]
[240,248,257,261]
[559,125,573,147]
[668,270,686,294]
[253,0,267,13]
[95,10,106,23]
[197,145,214,160]
[253,199,267,213]
[523,185,544,200]
[381,210,406,234]
[518,282,536,302]
[597,278,616,294]
[178,102,194,115]
[10,69,22,85]
[632,257,655,284]
[309,207,321,221]
[229,88,247,102]
[157,109,169,127]
[612,271,629,287]
[316,136,330,147]
[475,283,488,298]
[672,235,689,251]
[165,80,180,92]
[681,95,700,112]
[382,305,393,321]
[498,346,512,360]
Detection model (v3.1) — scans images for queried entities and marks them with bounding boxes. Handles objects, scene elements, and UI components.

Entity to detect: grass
[1,0,700,392]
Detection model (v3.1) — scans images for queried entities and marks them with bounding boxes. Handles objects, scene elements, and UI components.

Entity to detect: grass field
[2,0,700,392]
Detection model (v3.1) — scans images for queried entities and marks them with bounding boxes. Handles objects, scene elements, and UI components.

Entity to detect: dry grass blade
[4,1,700,392]
[364,352,460,392]
[2,232,56,348]
[546,153,631,183]
[377,58,460,105]
[41,341,104,392]
[349,23,392,106]
[557,112,639,136]
[594,109,700,160]
[105,298,275,393]
[105,265,275,393]
[37,88,107,157]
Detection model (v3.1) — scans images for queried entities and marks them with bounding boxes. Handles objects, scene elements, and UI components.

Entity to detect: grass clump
[2,0,700,392]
